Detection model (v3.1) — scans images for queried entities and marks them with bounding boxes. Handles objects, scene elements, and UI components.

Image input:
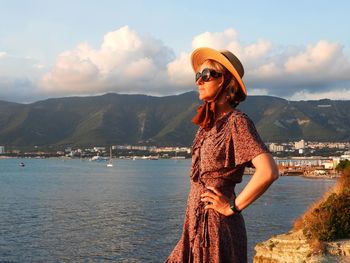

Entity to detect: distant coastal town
[1,139,350,179]
[267,140,350,178]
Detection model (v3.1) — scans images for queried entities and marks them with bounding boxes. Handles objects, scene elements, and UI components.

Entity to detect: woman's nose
[196,77,204,85]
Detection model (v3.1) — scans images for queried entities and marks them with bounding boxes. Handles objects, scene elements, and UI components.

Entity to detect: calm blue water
[0,158,335,262]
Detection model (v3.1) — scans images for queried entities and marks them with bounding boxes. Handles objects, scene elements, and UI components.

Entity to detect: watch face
[229,198,234,206]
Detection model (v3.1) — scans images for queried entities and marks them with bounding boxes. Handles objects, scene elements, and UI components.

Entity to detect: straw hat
[191,47,247,96]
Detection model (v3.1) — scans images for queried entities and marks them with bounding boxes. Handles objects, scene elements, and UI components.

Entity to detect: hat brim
[191,47,247,96]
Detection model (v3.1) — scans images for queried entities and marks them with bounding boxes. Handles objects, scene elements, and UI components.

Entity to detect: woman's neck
[204,91,234,120]
[215,100,233,119]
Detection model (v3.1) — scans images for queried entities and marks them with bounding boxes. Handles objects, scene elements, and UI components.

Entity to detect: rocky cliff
[254,229,350,262]
[254,167,350,263]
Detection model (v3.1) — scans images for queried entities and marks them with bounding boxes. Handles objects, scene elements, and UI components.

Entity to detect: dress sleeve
[231,113,270,167]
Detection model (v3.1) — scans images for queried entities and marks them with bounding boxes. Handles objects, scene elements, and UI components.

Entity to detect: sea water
[0,158,335,262]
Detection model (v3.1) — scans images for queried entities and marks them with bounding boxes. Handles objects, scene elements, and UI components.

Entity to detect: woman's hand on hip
[200,186,234,217]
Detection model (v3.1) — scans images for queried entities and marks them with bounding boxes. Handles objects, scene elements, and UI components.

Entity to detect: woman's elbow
[264,162,279,183]
[253,153,279,182]
[270,164,279,181]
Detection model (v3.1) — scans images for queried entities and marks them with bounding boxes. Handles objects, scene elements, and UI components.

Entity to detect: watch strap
[229,199,241,214]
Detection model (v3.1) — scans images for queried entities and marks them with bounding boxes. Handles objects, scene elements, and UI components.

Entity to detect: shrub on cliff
[303,189,350,241]
[294,167,350,243]
[336,159,350,172]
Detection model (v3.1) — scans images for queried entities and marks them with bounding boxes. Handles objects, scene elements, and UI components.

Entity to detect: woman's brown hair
[205,59,246,107]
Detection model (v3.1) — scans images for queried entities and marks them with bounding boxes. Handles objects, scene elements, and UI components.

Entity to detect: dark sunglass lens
[201,68,211,82]
[195,72,201,81]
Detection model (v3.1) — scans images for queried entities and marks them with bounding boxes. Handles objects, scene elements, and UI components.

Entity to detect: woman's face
[196,61,224,101]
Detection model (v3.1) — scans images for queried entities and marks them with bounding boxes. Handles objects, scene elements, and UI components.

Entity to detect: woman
[166,47,279,263]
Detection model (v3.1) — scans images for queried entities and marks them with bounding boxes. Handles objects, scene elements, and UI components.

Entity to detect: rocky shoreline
[254,229,350,262]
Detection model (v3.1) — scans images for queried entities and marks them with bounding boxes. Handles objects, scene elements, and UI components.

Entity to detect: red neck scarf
[192,85,225,129]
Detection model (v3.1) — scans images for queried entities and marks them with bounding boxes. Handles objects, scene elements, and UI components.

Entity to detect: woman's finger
[201,191,217,200]
[206,186,222,197]
[204,204,215,210]
[201,197,215,204]
[200,197,211,202]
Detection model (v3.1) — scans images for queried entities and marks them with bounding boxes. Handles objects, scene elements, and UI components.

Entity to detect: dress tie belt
[191,188,236,252]
[201,208,209,248]
[191,200,210,248]
[189,201,210,263]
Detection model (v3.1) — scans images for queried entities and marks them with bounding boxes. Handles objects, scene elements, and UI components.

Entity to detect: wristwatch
[229,199,241,214]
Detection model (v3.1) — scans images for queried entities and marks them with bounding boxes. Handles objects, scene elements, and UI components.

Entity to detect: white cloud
[40,26,177,97]
[249,88,269,96]
[284,41,349,77]
[191,29,273,67]
[175,30,350,98]
[167,29,274,88]
[102,28,142,51]
[123,57,156,79]
[289,88,350,101]
[249,62,282,79]
[192,28,239,51]
[167,52,193,86]
[2,26,350,102]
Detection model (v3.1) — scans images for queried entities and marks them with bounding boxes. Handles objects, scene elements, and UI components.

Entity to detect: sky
[1,0,350,103]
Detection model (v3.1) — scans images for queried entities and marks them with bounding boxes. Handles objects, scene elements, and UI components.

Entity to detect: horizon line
[1,91,347,105]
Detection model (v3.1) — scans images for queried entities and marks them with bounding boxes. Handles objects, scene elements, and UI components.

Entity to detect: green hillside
[0,92,349,147]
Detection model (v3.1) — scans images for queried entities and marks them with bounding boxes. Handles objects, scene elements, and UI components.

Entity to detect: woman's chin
[199,94,213,102]
[199,93,207,101]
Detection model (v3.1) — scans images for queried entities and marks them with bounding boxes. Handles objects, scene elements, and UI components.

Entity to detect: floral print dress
[166,109,269,263]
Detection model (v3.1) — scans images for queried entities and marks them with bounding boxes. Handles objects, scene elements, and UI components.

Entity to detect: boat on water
[171,156,186,160]
[89,156,108,161]
[107,147,113,167]
[19,162,25,167]
[132,155,159,160]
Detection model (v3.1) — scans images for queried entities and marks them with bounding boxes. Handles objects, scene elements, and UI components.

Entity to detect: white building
[93,147,106,152]
[0,146,5,154]
[295,140,306,150]
[322,161,334,169]
[341,151,350,160]
[269,143,284,152]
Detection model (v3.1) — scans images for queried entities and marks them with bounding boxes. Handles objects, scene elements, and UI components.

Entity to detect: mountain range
[0,92,349,147]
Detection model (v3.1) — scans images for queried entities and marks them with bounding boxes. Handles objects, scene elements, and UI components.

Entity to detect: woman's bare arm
[234,153,279,212]
[201,153,279,216]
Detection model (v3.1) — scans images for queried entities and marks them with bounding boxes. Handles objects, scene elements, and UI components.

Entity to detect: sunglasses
[195,68,222,82]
